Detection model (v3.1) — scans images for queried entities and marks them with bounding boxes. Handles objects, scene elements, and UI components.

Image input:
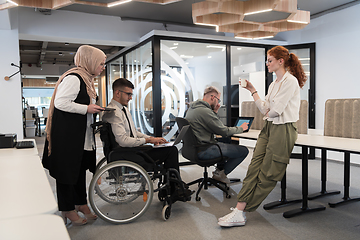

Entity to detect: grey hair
[203,86,220,96]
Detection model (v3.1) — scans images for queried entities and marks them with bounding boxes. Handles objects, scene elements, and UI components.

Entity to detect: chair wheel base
[162,205,171,220]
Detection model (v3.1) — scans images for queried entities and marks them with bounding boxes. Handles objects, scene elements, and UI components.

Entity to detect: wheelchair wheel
[95,157,107,173]
[89,160,154,224]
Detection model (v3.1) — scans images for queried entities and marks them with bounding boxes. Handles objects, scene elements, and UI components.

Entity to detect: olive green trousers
[237,121,298,212]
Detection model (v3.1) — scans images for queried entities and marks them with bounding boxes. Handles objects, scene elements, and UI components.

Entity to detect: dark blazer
[42,73,96,184]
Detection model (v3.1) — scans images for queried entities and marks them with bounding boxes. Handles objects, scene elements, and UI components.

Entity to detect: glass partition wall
[231,46,266,126]
[105,35,315,141]
[160,40,226,140]
[107,53,123,102]
[125,42,153,136]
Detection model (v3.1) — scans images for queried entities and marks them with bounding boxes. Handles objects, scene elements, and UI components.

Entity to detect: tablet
[234,117,254,132]
[103,107,115,111]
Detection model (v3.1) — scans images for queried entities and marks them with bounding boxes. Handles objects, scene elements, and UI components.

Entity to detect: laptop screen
[234,117,254,132]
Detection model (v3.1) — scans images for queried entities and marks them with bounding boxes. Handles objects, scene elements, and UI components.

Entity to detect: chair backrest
[297,100,308,134]
[324,98,360,139]
[98,122,120,159]
[175,117,199,162]
[96,121,155,170]
[175,117,225,167]
[241,100,308,134]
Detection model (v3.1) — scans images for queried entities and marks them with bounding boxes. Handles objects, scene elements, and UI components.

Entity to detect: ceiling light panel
[193,0,310,39]
[244,11,291,23]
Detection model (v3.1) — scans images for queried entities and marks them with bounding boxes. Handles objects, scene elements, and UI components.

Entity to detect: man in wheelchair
[102,78,193,204]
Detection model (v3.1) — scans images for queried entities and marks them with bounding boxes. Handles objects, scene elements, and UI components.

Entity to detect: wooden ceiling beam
[0,2,18,11]
[193,0,309,39]
[52,0,73,9]
[15,0,53,9]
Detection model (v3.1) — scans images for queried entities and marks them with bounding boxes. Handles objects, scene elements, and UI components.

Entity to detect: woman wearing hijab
[42,45,106,226]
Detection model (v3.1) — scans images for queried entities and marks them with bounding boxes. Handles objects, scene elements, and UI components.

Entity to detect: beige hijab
[45,45,106,155]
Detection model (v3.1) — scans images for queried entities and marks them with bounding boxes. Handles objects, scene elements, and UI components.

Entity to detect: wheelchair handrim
[89,160,154,224]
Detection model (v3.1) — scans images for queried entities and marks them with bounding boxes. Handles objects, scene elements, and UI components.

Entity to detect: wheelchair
[88,121,190,224]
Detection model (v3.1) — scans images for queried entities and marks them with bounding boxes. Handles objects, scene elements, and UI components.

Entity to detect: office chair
[175,117,231,201]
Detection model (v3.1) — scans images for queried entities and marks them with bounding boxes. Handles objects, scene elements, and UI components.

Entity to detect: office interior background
[1,1,360,239]
[1,0,359,164]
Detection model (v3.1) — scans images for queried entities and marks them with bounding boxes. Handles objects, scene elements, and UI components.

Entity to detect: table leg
[38,118,41,137]
[283,146,326,218]
[329,152,360,207]
[263,172,301,210]
[308,149,340,200]
[35,117,41,137]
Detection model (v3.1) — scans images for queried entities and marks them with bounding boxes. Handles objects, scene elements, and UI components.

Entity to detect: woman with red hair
[218,45,307,227]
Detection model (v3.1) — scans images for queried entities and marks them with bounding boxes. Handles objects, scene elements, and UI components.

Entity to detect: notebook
[153,125,189,148]
[234,117,254,133]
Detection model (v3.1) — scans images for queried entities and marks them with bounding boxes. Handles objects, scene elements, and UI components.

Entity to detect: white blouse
[54,75,95,151]
[255,71,300,124]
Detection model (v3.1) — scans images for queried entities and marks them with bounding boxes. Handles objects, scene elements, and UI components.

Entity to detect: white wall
[277,4,360,130]
[191,52,226,100]
[277,5,360,164]
[0,8,11,30]
[0,9,23,139]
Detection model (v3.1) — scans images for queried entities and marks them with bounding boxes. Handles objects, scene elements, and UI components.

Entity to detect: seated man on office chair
[102,78,193,202]
[185,86,249,184]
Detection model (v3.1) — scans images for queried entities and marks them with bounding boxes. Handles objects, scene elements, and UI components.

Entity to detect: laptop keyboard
[16,141,35,149]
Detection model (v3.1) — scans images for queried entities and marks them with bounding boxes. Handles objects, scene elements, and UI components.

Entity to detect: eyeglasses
[119,90,133,97]
[212,95,221,104]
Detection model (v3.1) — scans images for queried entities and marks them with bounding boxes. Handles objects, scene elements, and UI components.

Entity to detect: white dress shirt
[102,99,150,147]
[255,71,300,124]
[54,75,95,150]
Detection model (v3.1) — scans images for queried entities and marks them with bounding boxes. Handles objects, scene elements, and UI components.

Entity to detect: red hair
[267,46,307,88]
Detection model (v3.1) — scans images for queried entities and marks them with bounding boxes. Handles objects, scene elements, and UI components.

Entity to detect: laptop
[153,125,189,148]
[234,117,254,133]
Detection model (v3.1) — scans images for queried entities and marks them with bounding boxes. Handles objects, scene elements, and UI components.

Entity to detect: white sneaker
[218,207,247,222]
[212,168,231,184]
[218,208,246,227]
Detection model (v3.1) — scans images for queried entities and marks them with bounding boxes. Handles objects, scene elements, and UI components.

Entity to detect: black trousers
[56,150,93,211]
[110,146,179,173]
[147,146,180,194]
[147,146,179,172]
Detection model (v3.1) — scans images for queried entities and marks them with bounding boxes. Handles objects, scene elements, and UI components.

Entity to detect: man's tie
[122,107,134,137]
